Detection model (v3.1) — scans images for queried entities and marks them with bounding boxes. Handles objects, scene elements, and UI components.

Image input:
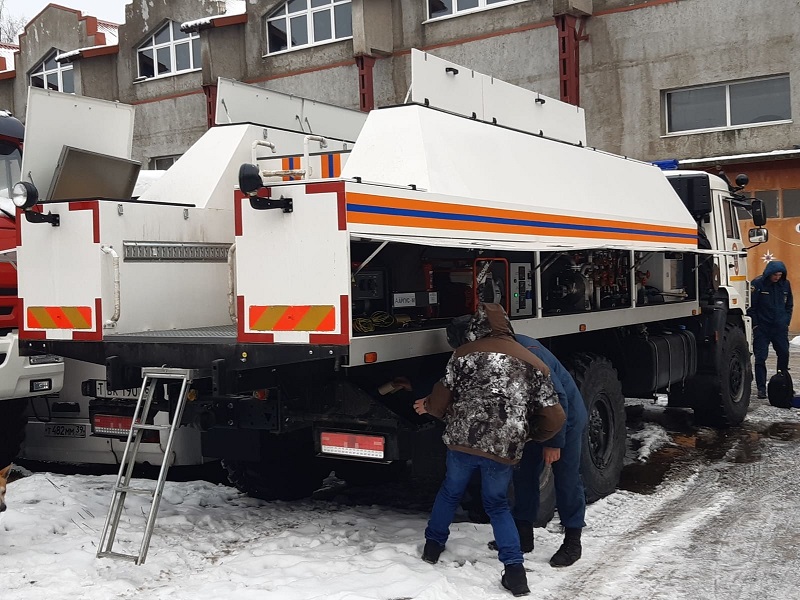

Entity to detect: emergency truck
[0,109,64,468]
[15,51,767,508]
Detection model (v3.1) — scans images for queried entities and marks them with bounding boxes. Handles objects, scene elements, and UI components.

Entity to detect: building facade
[1,0,798,325]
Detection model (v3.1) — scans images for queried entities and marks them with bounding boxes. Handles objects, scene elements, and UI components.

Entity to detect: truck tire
[222,430,324,501]
[693,324,751,427]
[569,353,626,503]
[534,464,556,527]
[462,463,555,526]
[0,398,27,468]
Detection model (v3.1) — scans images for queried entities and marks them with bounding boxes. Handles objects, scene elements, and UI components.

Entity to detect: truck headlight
[12,181,39,210]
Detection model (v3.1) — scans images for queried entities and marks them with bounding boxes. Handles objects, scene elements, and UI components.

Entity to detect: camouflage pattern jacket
[426,303,565,464]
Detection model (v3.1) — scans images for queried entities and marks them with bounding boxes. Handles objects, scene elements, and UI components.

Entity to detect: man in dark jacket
[748,260,793,398]
[506,335,588,567]
[414,303,565,597]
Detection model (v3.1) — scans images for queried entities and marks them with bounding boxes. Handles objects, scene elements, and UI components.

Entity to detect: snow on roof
[97,21,120,45]
[55,20,120,63]
[181,0,247,32]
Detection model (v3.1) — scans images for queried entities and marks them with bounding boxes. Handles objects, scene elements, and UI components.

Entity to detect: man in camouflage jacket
[414,303,565,596]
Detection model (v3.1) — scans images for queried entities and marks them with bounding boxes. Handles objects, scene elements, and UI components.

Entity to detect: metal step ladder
[96,367,201,565]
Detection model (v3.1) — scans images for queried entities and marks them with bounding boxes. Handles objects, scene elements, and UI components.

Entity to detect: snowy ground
[4,350,800,599]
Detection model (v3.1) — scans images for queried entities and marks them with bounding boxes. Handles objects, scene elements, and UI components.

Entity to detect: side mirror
[748,227,768,244]
[751,199,767,227]
[735,174,749,188]
[238,163,262,196]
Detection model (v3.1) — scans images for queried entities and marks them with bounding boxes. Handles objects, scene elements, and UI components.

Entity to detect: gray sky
[5,0,130,25]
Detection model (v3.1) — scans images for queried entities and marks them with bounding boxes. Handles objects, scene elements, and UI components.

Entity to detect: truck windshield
[0,140,21,214]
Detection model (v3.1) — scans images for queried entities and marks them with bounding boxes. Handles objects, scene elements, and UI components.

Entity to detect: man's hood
[466,303,514,342]
[763,260,788,279]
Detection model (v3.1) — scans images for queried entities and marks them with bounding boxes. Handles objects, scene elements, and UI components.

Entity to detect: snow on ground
[5,400,800,600]
[4,349,800,599]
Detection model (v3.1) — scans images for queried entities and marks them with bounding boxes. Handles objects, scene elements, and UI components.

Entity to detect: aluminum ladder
[96,367,199,565]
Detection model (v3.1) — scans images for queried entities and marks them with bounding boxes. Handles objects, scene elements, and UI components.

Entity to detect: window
[427,0,523,20]
[266,0,352,55]
[722,199,740,239]
[782,189,800,218]
[30,50,74,93]
[665,76,791,134]
[137,21,200,80]
[151,155,180,170]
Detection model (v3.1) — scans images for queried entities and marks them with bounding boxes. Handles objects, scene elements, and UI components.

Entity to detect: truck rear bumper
[0,332,64,399]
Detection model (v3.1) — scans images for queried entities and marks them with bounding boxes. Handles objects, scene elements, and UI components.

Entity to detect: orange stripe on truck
[249,305,336,331]
[27,306,92,329]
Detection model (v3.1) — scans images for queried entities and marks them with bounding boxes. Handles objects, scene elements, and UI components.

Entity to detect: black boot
[549,528,582,567]
[422,539,445,564]
[501,563,530,597]
[488,519,534,553]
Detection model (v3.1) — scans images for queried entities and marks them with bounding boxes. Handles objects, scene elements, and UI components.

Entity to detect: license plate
[320,432,385,459]
[44,423,88,438]
[92,379,141,400]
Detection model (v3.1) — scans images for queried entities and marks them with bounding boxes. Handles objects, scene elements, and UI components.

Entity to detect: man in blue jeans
[414,303,565,597]
[748,260,793,398]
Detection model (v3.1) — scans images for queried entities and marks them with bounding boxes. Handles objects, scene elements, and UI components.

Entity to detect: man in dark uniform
[748,260,793,399]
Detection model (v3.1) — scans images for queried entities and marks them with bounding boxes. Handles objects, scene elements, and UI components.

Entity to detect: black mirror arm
[24,210,60,226]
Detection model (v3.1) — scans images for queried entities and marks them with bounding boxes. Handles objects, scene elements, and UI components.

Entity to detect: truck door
[715,194,748,310]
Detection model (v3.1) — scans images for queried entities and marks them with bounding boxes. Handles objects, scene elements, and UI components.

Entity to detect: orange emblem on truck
[249,305,336,332]
[27,306,93,329]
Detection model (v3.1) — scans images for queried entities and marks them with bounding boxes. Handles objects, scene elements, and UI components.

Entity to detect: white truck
[0,110,65,470]
[5,90,201,469]
[14,51,767,506]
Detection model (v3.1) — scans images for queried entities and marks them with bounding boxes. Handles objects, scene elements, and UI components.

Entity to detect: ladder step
[132,423,171,431]
[97,550,140,562]
[114,485,155,496]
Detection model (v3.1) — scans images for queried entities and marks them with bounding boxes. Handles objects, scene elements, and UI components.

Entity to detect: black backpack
[768,371,794,409]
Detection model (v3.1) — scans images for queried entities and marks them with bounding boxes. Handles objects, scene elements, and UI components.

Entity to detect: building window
[137,21,200,80]
[665,76,791,134]
[266,0,352,55]
[427,0,524,20]
[151,155,180,170]
[30,50,74,93]
[782,189,800,218]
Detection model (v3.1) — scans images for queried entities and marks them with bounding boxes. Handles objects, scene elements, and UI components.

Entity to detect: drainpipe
[553,0,592,106]
[355,55,376,112]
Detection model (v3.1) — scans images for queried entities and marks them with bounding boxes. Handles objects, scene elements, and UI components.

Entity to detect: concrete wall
[582,0,800,159]
[0,0,797,170]
[11,5,112,120]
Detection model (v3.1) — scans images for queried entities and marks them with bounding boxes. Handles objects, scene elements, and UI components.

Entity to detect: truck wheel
[569,353,626,503]
[0,398,27,468]
[222,430,324,501]
[464,462,556,527]
[694,324,751,427]
[533,464,556,527]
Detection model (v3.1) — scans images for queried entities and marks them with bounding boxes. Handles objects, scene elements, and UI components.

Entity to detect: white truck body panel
[410,49,587,147]
[18,104,360,338]
[340,106,697,252]
[20,88,135,200]
[215,77,367,142]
